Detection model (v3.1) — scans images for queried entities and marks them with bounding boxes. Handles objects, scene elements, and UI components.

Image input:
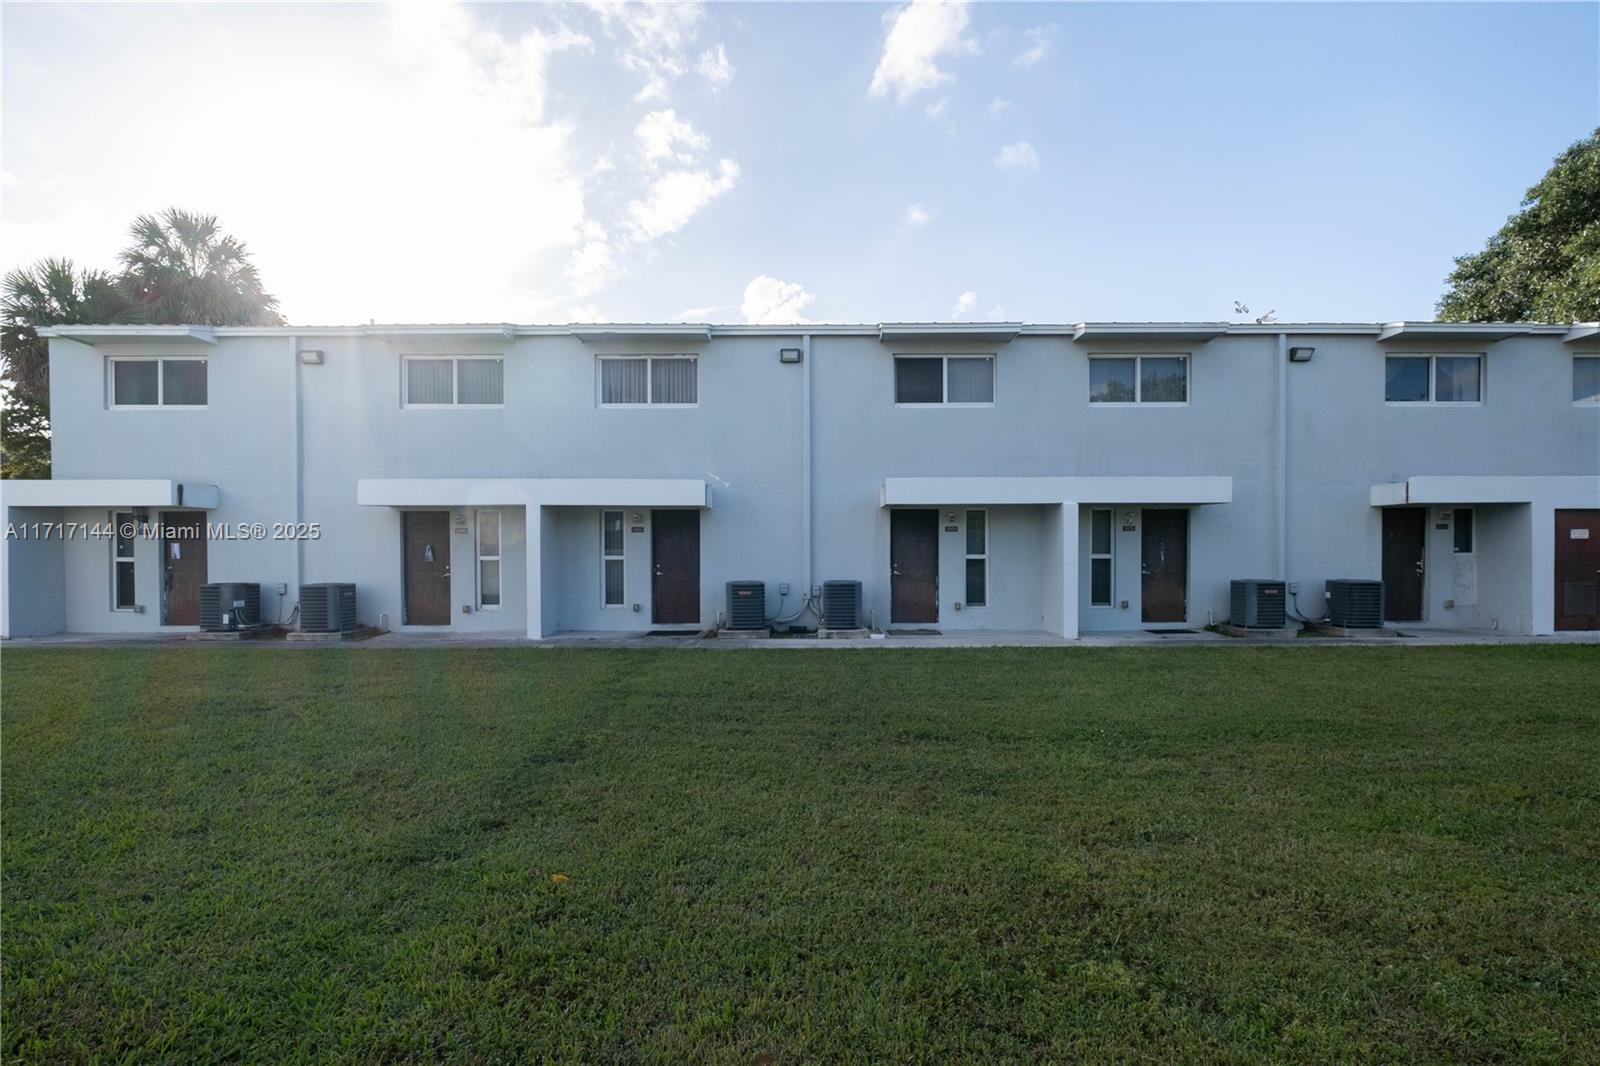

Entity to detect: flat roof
[37,320,1598,344]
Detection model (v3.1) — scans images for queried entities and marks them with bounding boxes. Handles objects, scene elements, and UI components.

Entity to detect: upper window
[894,356,994,405]
[110,357,207,408]
[1385,354,1481,404]
[1575,357,1600,404]
[1088,356,1187,404]
[599,356,697,406]
[402,356,503,407]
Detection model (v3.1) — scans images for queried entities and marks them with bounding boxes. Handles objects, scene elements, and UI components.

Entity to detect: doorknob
[654,566,663,577]
[891,564,902,576]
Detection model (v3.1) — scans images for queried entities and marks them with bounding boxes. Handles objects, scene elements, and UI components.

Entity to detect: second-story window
[1574,357,1600,404]
[110,357,207,407]
[894,356,994,405]
[1088,356,1188,404]
[599,356,697,406]
[402,356,504,407]
[1385,354,1481,404]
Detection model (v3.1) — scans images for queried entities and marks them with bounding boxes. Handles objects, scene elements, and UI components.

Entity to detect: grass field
[3,645,1597,1062]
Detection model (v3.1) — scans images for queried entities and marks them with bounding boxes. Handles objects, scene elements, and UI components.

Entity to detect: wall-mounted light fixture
[1288,346,1315,363]
[779,347,803,364]
[299,349,325,365]
[630,512,642,524]
[1122,512,1136,527]
[947,511,959,523]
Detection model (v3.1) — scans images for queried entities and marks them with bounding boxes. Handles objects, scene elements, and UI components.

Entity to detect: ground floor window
[1453,508,1474,554]
[602,510,625,606]
[1090,509,1114,606]
[112,511,136,609]
[965,509,987,607]
[476,509,501,608]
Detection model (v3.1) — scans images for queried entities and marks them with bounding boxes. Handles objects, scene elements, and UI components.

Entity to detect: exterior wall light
[779,347,802,363]
[299,349,325,365]
[1288,346,1315,363]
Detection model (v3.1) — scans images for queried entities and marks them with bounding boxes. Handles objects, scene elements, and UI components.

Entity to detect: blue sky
[3,2,1596,325]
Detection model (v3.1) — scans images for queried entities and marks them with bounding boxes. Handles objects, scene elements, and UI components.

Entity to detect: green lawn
[3,646,1597,1063]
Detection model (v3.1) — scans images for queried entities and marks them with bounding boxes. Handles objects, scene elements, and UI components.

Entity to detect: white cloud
[672,305,721,321]
[741,275,815,324]
[628,159,740,240]
[1013,27,1050,67]
[950,290,977,320]
[868,0,975,102]
[635,109,709,165]
[696,43,733,89]
[905,203,931,226]
[586,0,707,101]
[565,305,607,323]
[924,96,950,120]
[988,97,1010,118]
[993,141,1039,171]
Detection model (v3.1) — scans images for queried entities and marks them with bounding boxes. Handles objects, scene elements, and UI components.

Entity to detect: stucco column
[1529,501,1555,636]
[1050,500,1080,639]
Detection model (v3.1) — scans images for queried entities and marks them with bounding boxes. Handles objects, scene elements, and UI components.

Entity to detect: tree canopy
[1438,130,1600,322]
[1,211,282,478]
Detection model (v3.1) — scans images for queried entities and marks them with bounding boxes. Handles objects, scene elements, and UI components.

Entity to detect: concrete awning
[1371,476,1600,507]
[357,478,710,508]
[878,323,1023,345]
[1071,323,1229,344]
[36,325,217,345]
[0,479,220,509]
[881,475,1232,507]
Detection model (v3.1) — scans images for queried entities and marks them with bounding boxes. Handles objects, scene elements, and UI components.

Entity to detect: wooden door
[1140,508,1188,623]
[403,511,451,625]
[651,510,700,624]
[1555,509,1600,631]
[890,509,939,624]
[161,511,207,625]
[1382,507,1426,622]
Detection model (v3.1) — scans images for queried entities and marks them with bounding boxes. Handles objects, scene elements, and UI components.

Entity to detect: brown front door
[403,511,451,625]
[1382,507,1426,622]
[890,509,939,624]
[1141,508,1188,623]
[161,511,207,625]
[651,509,700,624]
[1555,509,1600,631]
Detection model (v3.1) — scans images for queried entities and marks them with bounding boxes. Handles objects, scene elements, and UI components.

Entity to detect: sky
[2,1,1596,326]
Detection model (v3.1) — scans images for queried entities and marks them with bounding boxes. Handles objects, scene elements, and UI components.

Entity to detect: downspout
[802,332,814,610]
[1275,332,1288,581]
[292,336,305,604]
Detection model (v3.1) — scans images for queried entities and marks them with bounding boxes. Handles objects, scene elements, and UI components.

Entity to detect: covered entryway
[1140,508,1188,624]
[651,509,700,624]
[890,509,939,624]
[160,511,208,625]
[1555,509,1600,630]
[1382,507,1427,622]
[403,510,452,625]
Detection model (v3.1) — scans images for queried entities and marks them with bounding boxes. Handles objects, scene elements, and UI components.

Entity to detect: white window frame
[111,510,138,610]
[476,509,501,610]
[1089,508,1115,607]
[892,355,996,408]
[107,356,208,409]
[964,508,988,608]
[1087,355,1190,406]
[1573,356,1600,405]
[596,355,699,408]
[400,355,505,409]
[1383,353,1484,406]
[600,510,626,608]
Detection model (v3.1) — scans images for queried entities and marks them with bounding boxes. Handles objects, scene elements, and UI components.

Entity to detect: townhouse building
[2,320,1597,639]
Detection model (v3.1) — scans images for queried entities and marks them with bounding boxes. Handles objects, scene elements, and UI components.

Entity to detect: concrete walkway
[4,627,1596,650]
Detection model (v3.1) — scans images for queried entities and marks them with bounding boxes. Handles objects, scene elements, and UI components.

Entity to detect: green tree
[119,208,284,326]
[1438,130,1600,322]
[1,259,134,479]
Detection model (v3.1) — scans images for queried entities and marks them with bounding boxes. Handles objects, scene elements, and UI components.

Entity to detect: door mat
[1145,628,1199,635]
[646,629,701,637]
[888,628,942,636]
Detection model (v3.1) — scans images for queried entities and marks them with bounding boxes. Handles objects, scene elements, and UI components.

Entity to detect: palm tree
[1,259,135,477]
[119,208,284,325]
